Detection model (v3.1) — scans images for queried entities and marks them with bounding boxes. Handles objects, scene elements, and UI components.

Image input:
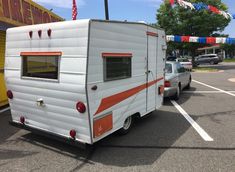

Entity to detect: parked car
[195,54,220,65]
[178,58,192,71]
[164,61,191,100]
[167,56,177,61]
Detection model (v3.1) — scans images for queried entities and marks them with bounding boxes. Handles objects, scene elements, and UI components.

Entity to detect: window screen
[104,57,131,81]
[22,56,59,80]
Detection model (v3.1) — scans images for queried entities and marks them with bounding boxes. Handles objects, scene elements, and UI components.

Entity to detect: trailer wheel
[118,116,133,135]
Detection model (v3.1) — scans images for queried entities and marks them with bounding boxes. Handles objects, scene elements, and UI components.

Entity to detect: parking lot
[0,62,234,172]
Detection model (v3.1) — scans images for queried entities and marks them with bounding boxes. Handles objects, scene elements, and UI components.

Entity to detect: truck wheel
[118,116,133,135]
[173,85,181,100]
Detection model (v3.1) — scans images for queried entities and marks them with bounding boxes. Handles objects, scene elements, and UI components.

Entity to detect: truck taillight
[164,81,171,87]
[7,90,13,99]
[76,102,86,113]
[70,130,76,139]
[20,116,25,124]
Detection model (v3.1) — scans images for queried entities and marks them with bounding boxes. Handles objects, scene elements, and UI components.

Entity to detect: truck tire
[118,116,133,135]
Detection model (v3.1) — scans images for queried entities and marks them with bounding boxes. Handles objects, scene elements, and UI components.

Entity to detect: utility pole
[104,0,109,20]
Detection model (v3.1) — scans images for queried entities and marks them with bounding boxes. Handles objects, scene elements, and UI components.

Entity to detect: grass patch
[192,67,219,72]
[223,59,235,62]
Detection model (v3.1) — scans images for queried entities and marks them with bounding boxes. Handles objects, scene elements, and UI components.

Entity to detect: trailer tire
[118,116,133,135]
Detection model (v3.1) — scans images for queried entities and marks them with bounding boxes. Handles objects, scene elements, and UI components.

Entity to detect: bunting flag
[72,0,78,20]
[166,0,235,20]
[166,35,235,45]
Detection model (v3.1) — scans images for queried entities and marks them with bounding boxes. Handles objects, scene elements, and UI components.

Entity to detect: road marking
[193,80,235,97]
[228,78,235,83]
[171,100,214,142]
[0,107,10,114]
[183,91,235,94]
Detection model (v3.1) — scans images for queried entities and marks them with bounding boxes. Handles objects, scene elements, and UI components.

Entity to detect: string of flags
[166,0,235,20]
[166,35,235,45]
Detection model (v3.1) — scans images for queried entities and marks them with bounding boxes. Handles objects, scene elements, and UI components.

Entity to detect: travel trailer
[5,19,166,146]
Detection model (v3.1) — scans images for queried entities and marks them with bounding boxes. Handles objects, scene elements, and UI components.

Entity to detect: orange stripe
[20,52,62,56]
[94,77,164,115]
[146,31,158,37]
[102,53,132,58]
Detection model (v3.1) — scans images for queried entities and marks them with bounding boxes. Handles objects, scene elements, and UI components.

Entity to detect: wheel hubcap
[123,117,132,130]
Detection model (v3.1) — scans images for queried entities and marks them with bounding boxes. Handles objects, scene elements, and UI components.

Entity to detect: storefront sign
[0,0,63,26]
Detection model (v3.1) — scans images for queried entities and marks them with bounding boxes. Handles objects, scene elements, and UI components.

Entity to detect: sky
[33,0,235,37]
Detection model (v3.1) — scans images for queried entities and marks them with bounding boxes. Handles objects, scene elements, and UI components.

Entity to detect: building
[0,0,63,107]
[197,44,226,59]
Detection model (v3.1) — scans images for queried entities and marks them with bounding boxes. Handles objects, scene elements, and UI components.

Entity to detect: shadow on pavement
[163,86,205,106]
[18,109,192,168]
[0,149,38,160]
[0,110,19,144]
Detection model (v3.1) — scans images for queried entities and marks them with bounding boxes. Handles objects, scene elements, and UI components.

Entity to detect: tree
[156,0,231,65]
[221,44,235,58]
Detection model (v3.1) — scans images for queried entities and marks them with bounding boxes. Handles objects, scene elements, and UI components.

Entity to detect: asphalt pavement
[0,62,234,172]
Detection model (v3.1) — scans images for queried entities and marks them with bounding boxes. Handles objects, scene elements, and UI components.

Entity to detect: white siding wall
[156,29,166,109]
[5,20,91,143]
[88,21,149,142]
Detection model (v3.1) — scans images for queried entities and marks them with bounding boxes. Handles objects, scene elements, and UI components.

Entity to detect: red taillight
[70,129,76,139]
[76,102,86,113]
[7,90,13,99]
[164,81,171,87]
[20,116,25,124]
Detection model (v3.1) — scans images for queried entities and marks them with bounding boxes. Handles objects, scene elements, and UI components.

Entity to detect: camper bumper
[9,121,87,149]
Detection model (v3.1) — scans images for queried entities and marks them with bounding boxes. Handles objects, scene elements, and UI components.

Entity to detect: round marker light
[7,90,13,99]
[76,102,86,113]
[70,130,76,139]
[20,116,25,124]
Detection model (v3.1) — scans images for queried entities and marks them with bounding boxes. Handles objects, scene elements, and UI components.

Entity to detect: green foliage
[220,44,235,58]
[157,0,231,56]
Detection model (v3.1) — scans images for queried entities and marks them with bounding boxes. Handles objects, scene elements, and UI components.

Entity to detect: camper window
[104,57,131,81]
[22,56,59,80]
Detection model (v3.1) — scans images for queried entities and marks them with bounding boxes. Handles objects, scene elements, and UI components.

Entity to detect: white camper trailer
[5,19,166,146]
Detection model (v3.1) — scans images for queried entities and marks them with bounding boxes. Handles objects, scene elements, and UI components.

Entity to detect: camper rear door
[146,33,157,111]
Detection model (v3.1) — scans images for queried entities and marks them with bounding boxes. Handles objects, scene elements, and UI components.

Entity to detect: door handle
[36,98,45,107]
